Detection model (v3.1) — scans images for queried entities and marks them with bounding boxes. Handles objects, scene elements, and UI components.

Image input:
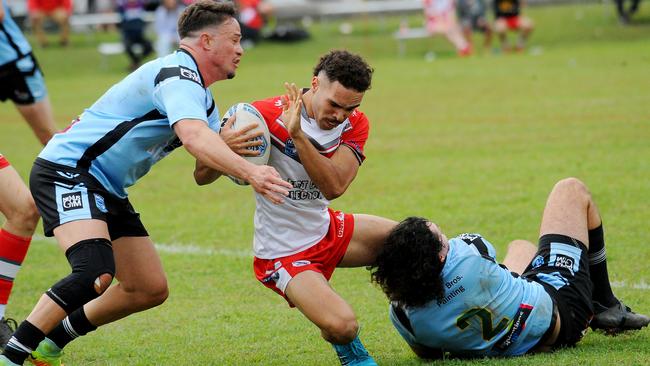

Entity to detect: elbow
[194,173,209,186]
[322,186,346,200]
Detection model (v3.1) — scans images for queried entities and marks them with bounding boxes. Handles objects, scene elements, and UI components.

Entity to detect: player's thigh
[0,164,34,218]
[285,270,356,328]
[111,235,167,292]
[494,18,507,33]
[502,239,537,275]
[538,178,590,245]
[340,214,397,268]
[52,219,111,251]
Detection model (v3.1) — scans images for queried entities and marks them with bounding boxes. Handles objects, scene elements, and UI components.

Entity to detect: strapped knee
[47,238,115,313]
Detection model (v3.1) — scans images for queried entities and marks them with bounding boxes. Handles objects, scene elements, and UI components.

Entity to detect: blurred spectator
[154,0,184,57]
[493,0,533,52]
[422,0,471,56]
[27,0,71,47]
[456,0,492,51]
[615,0,641,24]
[116,0,153,70]
[235,0,273,48]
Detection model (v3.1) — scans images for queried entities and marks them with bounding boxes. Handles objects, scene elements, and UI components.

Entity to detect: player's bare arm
[283,82,359,200]
[175,118,292,204]
[193,114,263,185]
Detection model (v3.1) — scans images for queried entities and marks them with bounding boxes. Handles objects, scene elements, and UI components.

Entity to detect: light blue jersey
[39,49,220,198]
[390,234,554,357]
[0,0,32,66]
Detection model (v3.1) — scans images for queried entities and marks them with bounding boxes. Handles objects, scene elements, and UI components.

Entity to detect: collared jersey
[390,234,554,357]
[1,0,32,66]
[39,49,220,198]
[251,96,369,259]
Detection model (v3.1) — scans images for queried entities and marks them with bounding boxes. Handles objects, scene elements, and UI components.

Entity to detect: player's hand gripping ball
[221,103,271,185]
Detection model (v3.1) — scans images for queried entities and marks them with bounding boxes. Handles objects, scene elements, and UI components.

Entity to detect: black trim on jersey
[177,48,205,86]
[459,234,496,263]
[340,142,364,165]
[0,24,25,61]
[76,109,165,170]
[392,304,416,336]
[207,99,216,117]
[154,66,203,87]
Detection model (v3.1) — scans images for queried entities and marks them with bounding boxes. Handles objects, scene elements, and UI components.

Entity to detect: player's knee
[556,177,590,199]
[322,316,359,344]
[8,198,40,234]
[121,275,169,310]
[47,238,115,313]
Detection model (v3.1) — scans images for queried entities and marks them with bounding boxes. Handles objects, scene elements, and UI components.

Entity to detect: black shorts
[522,234,594,348]
[0,53,47,105]
[30,158,148,240]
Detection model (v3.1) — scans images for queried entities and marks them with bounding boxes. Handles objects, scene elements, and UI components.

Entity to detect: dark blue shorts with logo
[30,158,148,240]
[521,234,594,348]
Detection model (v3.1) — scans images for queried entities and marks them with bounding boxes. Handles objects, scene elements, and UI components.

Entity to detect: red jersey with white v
[251,96,369,259]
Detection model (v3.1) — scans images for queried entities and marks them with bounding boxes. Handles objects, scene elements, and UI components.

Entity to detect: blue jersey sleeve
[152,66,209,126]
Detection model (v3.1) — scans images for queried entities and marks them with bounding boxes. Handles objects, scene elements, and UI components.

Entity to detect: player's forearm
[291,132,348,200]
[176,120,253,182]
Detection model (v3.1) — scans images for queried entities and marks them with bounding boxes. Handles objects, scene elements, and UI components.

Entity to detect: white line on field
[611,280,650,290]
[33,235,253,257]
[30,236,650,289]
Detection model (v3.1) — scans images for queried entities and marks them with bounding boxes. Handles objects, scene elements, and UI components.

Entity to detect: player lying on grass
[371,177,649,359]
[195,50,396,366]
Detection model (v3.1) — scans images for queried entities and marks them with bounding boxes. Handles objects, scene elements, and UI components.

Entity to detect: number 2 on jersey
[456,307,510,341]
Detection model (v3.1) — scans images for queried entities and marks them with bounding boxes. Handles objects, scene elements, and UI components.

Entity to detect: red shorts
[0,154,9,169]
[254,209,354,306]
[503,15,521,30]
[27,0,72,14]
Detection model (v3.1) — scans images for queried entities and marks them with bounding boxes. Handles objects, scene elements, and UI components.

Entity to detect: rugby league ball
[221,103,270,185]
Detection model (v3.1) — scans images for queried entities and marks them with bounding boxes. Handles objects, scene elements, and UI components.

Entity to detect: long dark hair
[370,217,446,307]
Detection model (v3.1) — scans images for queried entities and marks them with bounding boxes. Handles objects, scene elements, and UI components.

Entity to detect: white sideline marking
[33,235,252,257]
[611,280,650,290]
[29,236,650,288]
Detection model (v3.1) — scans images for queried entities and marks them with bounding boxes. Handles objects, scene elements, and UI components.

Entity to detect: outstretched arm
[192,113,263,185]
[175,118,291,204]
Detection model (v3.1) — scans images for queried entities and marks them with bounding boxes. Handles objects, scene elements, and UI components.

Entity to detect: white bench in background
[393,26,429,56]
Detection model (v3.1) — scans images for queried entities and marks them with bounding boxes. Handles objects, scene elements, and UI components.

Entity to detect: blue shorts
[0,53,48,105]
[30,158,148,240]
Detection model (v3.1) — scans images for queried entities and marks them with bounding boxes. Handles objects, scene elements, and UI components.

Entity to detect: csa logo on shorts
[532,255,544,268]
[61,192,83,211]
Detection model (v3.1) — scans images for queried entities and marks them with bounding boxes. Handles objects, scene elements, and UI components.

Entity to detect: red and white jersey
[251,96,369,259]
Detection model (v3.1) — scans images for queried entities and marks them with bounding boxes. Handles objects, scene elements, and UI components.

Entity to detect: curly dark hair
[313,50,374,92]
[370,217,446,308]
[178,1,236,39]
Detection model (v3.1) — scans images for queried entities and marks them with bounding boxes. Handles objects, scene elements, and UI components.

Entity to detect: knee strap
[47,238,115,313]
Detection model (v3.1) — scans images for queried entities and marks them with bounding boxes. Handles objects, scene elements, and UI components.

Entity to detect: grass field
[1,2,650,365]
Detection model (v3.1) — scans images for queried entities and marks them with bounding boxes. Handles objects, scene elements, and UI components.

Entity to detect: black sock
[2,320,45,364]
[588,225,618,308]
[48,307,97,349]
